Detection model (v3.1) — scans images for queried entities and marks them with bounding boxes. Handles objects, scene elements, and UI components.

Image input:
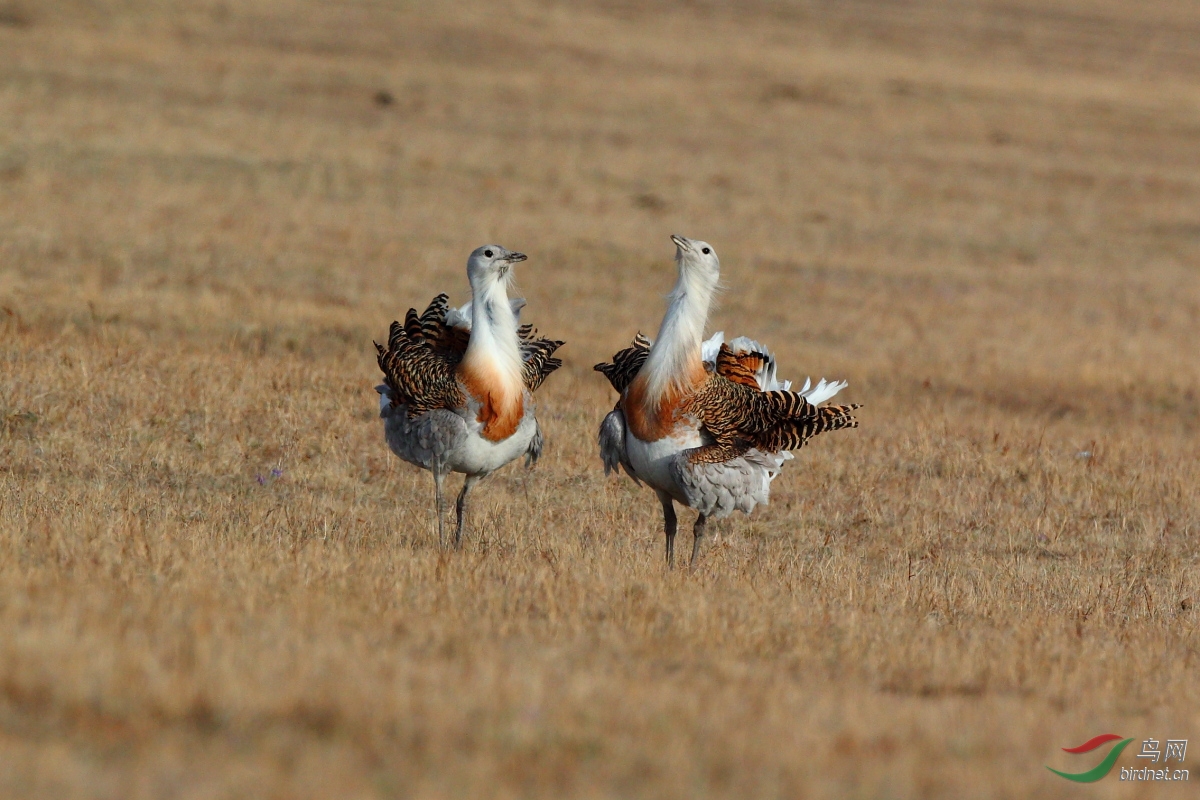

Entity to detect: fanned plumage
[377,294,564,419]
[595,234,860,568]
[679,372,860,464]
[595,336,860,465]
[375,301,466,419]
[376,245,565,549]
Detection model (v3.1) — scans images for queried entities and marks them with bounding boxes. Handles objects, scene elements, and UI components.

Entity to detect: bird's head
[670,234,720,286]
[466,244,526,288]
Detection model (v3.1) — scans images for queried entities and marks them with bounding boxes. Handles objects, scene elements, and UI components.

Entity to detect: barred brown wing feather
[756,403,860,452]
[517,324,549,351]
[420,293,450,321]
[594,362,619,392]
[404,307,424,342]
[386,318,406,352]
[401,294,450,345]
[427,324,470,357]
[419,294,453,341]
[521,334,565,393]
[752,390,818,428]
[375,336,407,405]
[594,332,652,393]
[412,294,471,358]
[714,343,771,389]
[683,374,860,462]
[375,306,466,418]
[678,376,757,463]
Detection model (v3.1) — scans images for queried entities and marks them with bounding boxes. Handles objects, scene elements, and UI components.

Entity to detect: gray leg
[658,491,677,569]
[454,474,480,548]
[690,513,708,567]
[433,470,447,548]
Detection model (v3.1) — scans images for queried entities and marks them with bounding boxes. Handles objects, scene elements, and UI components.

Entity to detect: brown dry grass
[1,1,1199,797]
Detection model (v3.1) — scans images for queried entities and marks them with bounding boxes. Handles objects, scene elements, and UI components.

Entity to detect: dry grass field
[2,0,1199,797]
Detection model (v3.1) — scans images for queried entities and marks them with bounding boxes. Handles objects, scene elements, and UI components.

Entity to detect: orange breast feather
[622,360,707,442]
[458,361,524,442]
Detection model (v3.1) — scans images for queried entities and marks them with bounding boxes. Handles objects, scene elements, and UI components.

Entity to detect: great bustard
[375,245,564,547]
[595,235,859,567]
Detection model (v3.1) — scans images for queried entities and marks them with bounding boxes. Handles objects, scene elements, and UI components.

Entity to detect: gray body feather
[598,409,638,483]
[668,448,781,518]
[602,408,781,519]
[377,384,542,477]
[378,386,469,473]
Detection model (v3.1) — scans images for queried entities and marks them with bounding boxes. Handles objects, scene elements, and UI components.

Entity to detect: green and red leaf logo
[1047,734,1135,782]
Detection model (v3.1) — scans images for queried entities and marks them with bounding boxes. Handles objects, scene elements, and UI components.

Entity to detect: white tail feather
[800,378,848,406]
[700,331,725,363]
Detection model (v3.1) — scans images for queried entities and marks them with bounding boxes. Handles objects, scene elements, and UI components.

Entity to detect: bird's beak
[498,252,524,277]
[670,234,690,252]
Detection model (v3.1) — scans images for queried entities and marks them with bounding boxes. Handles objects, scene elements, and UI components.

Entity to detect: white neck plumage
[642,263,718,403]
[462,275,524,390]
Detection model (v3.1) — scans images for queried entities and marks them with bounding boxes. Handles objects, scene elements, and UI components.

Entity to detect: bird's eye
[484,249,494,258]
[702,247,711,255]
